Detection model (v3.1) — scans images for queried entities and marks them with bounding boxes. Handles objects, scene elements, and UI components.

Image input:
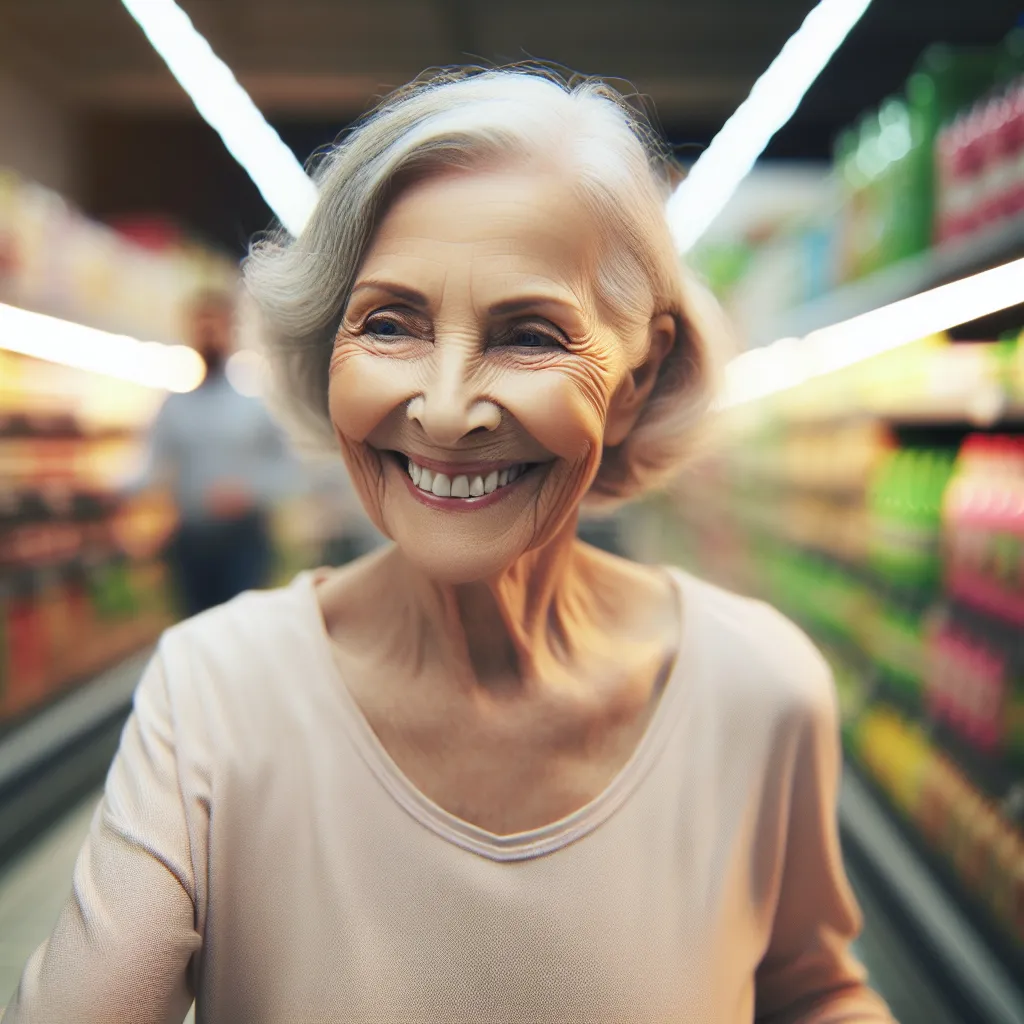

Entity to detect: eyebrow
[349,281,429,308]
[350,281,585,324]
[489,295,585,321]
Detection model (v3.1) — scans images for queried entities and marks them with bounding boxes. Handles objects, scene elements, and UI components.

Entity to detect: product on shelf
[866,588,935,705]
[943,434,1024,624]
[658,27,1024,959]
[868,447,956,591]
[632,328,1024,957]
[711,32,1022,340]
[834,42,1003,283]
[935,70,1024,245]
[0,469,174,722]
[926,599,1024,765]
[0,350,175,727]
[840,696,1024,948]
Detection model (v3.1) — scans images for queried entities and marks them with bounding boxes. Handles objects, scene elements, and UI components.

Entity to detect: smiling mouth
[386,451,542,506]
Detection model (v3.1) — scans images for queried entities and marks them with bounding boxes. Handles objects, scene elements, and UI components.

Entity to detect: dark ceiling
[1,0,1021,254]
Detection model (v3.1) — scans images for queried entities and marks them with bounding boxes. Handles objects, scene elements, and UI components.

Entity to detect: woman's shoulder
[671,567,835,726]
[153,573,330,723]
[163,571,318,650]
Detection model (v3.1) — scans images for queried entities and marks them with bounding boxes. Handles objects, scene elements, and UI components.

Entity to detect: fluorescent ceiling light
[0,303,207,393]
[121,0,318,237]
[721,256,1024,408]
[666,0,873,254]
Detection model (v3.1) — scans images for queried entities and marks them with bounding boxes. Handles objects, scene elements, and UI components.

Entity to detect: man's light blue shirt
[135,373,302,523]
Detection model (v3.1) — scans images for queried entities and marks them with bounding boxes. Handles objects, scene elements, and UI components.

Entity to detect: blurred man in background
[136,290,300,617]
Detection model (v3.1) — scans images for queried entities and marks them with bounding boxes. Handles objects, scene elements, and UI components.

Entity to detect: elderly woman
[3,69,893,1023]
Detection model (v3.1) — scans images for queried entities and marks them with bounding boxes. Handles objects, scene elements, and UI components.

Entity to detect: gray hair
[244,66,722,508]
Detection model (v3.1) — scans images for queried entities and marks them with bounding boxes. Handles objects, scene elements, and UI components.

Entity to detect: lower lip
[399,465,533,512]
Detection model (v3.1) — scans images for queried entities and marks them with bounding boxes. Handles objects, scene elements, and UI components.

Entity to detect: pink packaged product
[943,435,1024,625]
[926,611,1009,753]
[934,77,1024,244]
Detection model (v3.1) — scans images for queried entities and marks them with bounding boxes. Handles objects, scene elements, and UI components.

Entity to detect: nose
[406,343,501,445]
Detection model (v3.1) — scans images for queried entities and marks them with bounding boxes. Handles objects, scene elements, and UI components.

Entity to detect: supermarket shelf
[0,648,151,868]
[839,768,1024,1024]
[842,672,1023,874]
[924,713,1024,818]
[768,580,1023,814]
[752,212,1024,347]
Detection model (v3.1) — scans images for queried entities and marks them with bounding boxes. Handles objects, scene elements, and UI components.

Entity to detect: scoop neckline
[298,566,696,863]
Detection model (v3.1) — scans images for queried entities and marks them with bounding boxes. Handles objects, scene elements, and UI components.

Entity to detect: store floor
[0,791,959,1024]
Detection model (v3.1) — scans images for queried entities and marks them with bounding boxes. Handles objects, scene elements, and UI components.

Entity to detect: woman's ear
[604,313,676,447]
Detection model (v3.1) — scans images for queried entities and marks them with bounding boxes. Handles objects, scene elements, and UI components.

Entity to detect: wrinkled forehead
[358,170,602,308]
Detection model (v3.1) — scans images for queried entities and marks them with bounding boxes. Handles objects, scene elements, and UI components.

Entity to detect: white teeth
[405,457,528,500]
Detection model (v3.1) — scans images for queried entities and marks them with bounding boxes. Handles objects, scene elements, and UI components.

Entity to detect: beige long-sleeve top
[4,568,894,1023]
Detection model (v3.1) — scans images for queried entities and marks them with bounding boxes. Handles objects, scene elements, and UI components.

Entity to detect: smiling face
[328,168,659,583]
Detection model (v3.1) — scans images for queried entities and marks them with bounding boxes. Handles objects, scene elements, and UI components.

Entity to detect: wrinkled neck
[395,513,604,692]
[319,514,678,705]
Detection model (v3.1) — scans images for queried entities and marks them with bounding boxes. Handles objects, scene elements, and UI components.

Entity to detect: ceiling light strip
[666,0,873,254]
[0,302,206,392]
[721,256,1024,408]
[120,0,318,237]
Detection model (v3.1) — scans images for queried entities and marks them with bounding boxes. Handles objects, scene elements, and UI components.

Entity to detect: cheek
[328,343,422,535]
[496,361,616,464]
[328,342,419,441]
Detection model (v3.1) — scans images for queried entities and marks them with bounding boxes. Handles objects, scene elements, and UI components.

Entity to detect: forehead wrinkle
[469,244,593,299]
[356,250,451,297]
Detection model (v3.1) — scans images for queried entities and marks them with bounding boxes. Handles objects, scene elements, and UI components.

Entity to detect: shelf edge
[0,648,152,792]
[840,768,1024,1024]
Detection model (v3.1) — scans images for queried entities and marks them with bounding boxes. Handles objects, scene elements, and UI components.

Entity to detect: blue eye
[367,316,402,338]
[514,328,556,349]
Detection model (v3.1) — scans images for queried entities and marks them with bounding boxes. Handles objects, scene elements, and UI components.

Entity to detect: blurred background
[0,2,1023,1021]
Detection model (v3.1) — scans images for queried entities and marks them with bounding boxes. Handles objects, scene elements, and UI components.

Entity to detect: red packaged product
[3,575,48,718]
[1007,81,1024,216]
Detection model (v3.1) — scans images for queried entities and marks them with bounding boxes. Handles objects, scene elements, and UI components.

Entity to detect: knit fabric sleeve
[754,654,895,1024]
[2,648,202,1024]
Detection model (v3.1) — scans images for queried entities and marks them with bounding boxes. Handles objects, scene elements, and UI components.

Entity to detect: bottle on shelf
[868,446,956,592]
[943,435,1024,625]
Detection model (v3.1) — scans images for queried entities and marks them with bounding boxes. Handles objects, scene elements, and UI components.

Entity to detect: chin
[381,497,547,584]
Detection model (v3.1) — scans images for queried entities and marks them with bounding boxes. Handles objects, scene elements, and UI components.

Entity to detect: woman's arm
[754,665,895,1024]
[2,651,202,1024]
